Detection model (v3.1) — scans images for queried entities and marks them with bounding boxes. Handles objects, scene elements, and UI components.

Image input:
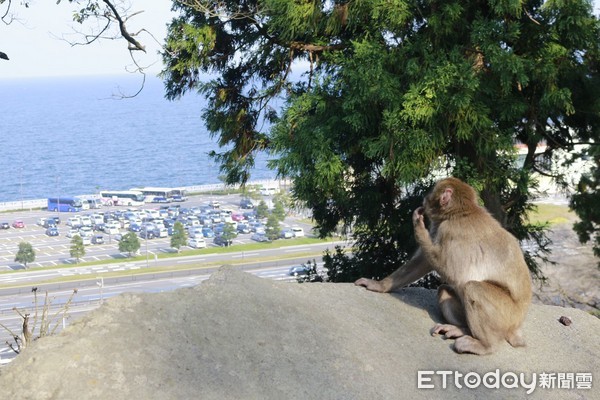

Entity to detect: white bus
[129,187,187,202]
[100,190,145,207]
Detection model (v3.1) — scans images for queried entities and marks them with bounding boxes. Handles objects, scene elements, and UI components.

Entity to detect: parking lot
[0,192,313,271]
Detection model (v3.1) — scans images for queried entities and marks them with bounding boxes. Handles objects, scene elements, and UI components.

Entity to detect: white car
[187,238,207,249]
[66,229,80,238]
[291,227,305,237]
[188,227,203,238]
[79,226,94,237]
[79,216,93,227]
[67,217,82,227]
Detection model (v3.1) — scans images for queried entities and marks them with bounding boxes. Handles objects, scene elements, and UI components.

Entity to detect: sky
[0,1,599,79]
[0,0,173,79]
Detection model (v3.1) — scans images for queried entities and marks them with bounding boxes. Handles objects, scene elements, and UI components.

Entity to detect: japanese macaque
[355,177,532,355]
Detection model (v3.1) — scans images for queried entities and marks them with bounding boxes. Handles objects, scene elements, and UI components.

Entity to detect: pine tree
[15,242,35,269]
[220,223,237,246]
[265,214,281,242]
[256,200,269,220]
[161,0,600,279]
[170,221,187,253]
[70,235,86,263]
[272,199,286,222]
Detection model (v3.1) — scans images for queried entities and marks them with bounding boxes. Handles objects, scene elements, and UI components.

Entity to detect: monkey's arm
[413,207,441,267]
[354,251,433,293]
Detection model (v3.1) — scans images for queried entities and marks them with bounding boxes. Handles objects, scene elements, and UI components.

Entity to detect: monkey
[355,177,532,355]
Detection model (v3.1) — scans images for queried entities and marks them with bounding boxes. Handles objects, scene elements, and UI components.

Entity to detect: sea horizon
[0,74,276,203]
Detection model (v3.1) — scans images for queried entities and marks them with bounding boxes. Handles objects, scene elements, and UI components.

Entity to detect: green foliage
[221,223,237,243]
[570,146,600,264]
[118,232,141,257]
[256,200,269,220]
[265,214,281,241]
[170,221,188,252]
[272,198,286,222]
[15,242,35,268]
[162,0,600,279]
[69,235,85,263]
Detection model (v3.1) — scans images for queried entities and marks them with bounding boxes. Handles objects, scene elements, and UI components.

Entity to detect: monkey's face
[422,184,447,222]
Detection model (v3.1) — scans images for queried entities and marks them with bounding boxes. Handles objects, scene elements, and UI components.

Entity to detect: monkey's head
[422,177,478,221]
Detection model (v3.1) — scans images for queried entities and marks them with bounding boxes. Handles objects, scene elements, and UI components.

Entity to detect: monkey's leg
[454,281,514,355]
[431,285,470,339]
[437,284,466,326]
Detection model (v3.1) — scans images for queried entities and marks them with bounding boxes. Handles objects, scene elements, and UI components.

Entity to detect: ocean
[0,75,275,203]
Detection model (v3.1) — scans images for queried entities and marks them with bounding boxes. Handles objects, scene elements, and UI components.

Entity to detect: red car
[12,220,25,228]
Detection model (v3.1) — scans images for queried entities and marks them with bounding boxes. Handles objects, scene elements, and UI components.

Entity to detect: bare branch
[102,0,145,52]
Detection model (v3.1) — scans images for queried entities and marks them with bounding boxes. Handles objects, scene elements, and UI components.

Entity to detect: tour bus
[99,190,145,207]
[130,187,187,202]
[47,197,88,212]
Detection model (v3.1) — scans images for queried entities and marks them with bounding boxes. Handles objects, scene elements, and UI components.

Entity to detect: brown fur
[355,177,532,355]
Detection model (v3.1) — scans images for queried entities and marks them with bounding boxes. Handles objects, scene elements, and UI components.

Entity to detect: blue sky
[1,1,599,79]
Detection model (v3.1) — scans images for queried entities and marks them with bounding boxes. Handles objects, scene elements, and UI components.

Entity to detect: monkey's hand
[413,207,425,228]
[354,278,388,293]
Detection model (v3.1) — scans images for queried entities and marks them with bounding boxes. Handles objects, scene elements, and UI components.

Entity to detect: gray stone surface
[1,267,598,400]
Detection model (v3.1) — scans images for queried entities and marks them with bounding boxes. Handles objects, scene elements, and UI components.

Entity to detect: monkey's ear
[440,188,453,208]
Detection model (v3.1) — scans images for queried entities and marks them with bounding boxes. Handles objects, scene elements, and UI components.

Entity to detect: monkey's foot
[454,336,493,355]
[430,324,467,339]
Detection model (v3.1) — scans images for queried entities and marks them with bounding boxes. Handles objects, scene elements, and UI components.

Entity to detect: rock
[0,267,598,400]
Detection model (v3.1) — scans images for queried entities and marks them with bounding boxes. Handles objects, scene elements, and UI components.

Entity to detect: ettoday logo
[417,370,593,394]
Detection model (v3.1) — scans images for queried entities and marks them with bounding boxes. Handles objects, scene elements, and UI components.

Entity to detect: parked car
[45,227,59,237]
[239,198,254,209]
[151,196,170,203]
[209,200,221,209]
[0,222,10,229]
[154,226,168,238]
[66,229,80,238]
[139,228,155,239]
[213,234,233,247]
[188,227,203,238]
[129,223,142,232]
[187,237,207,249]
[91,235,104,244]
[291,227,305,237]
[79,226,94,237]
[231,213,245,222]
[67,217,82,228]
[43,219,57,228]
[279,229,294,239]
[202,227,215,238]
[79,216,93,227]
[12,220,25,228]
[237,223,251,234]
[251,232,269,242]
